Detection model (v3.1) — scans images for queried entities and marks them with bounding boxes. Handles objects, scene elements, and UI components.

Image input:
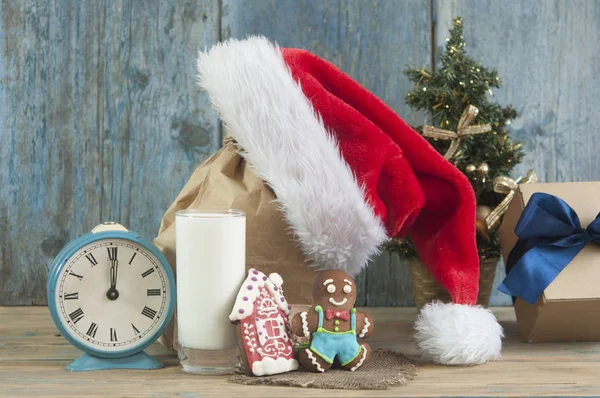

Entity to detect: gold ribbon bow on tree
[485,170,538,231]
[422,105,492,159]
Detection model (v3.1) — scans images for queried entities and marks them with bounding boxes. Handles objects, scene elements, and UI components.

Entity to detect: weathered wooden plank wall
[2,0,599,306]
[0,0,221,304]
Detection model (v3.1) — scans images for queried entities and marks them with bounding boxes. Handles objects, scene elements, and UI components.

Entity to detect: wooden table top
[2,306,599,397]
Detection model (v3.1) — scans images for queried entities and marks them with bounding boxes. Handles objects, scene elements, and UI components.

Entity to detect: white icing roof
[229,268,291,322]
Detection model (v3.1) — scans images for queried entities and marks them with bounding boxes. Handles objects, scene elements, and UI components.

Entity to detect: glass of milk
[175,209,246,375]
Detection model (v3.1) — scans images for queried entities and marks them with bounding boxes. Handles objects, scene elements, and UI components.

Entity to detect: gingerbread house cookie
[229,269,299,376]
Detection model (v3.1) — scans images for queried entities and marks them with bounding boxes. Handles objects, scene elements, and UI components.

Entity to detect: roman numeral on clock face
[63,292,78,300]
[110,328,118,342]
[141,268,155,278]
[131,323,140,335]
[85,253,98,266]
[141,306,157,319]
[128,253,137,265]
[69,271,84,280]
[69,308,85,324]
[147,288,161,296]
[86,322,98,338]
[107,247,118,261]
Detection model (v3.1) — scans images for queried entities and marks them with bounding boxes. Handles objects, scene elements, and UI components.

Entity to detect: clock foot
[66,351,164,372]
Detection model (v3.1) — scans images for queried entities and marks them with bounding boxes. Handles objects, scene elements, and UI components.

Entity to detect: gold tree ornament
[477,162,490,175]
[476,219,491,242]
[476,205,493,221]
[476,205,494,241]
[421,105,492,159]
[476,162,490,183]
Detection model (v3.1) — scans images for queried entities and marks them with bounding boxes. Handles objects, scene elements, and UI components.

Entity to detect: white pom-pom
[414,301,503,365]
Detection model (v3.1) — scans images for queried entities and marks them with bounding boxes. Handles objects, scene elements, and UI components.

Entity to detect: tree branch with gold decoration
[401,16,525,259]
[421,105,492,160]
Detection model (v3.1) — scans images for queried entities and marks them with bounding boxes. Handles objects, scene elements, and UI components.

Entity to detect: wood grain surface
[2,0,599,306]
[3,306,600,397]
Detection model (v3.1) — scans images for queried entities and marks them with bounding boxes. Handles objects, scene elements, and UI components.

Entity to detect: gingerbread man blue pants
[309,306,361,366]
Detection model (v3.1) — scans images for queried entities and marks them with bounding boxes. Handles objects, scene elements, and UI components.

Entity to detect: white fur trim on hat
[414,301,503,365]
[196,36,387,275]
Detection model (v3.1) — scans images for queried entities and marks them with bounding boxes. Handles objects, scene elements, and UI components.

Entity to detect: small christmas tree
[387,17,524,258]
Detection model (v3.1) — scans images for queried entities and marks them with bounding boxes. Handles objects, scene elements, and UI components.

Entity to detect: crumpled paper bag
[154,138,315,351]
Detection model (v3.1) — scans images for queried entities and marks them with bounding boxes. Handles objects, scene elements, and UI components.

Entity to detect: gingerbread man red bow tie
[325,309,349,321]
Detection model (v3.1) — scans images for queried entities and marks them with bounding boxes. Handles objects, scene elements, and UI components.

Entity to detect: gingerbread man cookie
[291,270,373,372]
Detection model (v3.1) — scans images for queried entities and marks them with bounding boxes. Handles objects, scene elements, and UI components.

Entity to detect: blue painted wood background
[1,0,599,306]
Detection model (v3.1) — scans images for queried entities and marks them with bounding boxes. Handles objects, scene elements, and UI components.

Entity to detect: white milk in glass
[176,210,246,351]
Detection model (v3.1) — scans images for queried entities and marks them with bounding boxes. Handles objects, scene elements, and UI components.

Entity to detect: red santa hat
[196,37,503,365]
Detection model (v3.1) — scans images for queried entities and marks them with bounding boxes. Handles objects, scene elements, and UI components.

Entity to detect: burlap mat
[230,349,420,390]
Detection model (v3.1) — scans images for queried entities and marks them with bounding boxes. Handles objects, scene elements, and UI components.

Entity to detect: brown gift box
[498,181,600,343]
[153,139,316,351]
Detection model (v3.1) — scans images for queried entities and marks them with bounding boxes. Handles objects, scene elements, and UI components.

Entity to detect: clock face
[54,238,170,354]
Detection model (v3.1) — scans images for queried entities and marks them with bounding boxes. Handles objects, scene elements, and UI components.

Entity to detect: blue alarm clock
[47,222,176,372]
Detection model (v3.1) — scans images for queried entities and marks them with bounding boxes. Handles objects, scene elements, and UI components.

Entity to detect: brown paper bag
[154,138,315,351]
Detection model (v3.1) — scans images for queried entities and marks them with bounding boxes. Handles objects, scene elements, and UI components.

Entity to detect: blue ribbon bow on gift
[499,192,600,305]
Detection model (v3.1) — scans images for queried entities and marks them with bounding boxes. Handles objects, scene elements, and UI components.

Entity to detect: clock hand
[110,259,118,289]
[106,260,120,301]
[114,259,118,288]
